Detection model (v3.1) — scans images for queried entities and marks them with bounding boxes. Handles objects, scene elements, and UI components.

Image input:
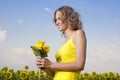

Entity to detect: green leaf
[30,46,48,58]
[30,46,41,56]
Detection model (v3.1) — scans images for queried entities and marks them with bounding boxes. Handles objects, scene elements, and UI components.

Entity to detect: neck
[63,29,75,40]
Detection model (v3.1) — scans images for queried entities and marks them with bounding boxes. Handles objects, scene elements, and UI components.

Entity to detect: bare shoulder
[72,29,87,47]
[74,29,86,45]
[75,29,86,37]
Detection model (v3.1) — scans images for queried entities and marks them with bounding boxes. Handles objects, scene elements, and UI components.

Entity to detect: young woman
[36,5,87,80]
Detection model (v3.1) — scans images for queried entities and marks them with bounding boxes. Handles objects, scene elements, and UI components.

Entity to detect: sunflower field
[0,65,120,80]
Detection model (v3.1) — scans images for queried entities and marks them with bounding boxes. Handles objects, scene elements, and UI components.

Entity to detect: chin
[58,28,65,32]
[58,29,62,31]
[59,29,63,31]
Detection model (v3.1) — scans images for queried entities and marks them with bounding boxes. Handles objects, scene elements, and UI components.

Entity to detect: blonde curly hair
[53,6,83,31]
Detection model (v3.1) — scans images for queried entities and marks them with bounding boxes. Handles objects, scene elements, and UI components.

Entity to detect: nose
[56,20,59,25]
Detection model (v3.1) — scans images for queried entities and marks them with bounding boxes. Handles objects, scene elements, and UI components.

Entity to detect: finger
[37,56,42,59]
[36,59,41,62]
[36,60,45,67]
[36,56,42,62]
[36,57,43,62]
[35,61,44,65]
[36,64,44,69]
[37,65,43,68]
[38,64,44,68]
[37,63,45,68]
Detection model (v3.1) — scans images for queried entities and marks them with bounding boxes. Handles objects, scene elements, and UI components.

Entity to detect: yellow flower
[34,43,43,50]
[31,40,50,58]
[0,70,2,77]
[20,70,28,79]
[43,45,50,54]
[92,72,97,76]
[37,40,46,44]
[7,71,12,79]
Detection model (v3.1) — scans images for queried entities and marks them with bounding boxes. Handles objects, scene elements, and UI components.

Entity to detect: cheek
[58,20,62,24]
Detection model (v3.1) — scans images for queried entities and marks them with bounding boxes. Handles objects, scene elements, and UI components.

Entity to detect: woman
[36,5,87,80]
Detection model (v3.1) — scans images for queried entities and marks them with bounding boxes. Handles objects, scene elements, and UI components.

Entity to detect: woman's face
[55,11,67,32]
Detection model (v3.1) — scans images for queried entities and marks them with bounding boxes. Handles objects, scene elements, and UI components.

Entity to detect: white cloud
[0,29,7,41]
[0,47,36,70]
[17,19,24,24]
[44,7,51,12]
[10,47,27,54]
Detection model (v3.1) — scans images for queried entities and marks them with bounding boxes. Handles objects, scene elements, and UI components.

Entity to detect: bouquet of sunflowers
[31,40,50,58]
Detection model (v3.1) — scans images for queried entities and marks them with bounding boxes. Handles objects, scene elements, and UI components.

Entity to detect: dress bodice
[55,35,76,63]
[54,35,80,80]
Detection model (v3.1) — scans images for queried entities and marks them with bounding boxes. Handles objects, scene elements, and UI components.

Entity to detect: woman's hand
[36,56,55,77]
[36,56,52,69]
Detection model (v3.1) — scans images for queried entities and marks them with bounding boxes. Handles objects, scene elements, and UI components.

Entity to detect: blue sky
[0,0,120,73]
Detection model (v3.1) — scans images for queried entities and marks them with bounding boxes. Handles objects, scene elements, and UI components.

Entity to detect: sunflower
[31,40,50,58]
[20,70,28,79]
[43,45,50,54]
[92,72,97,76]
[34,42,43,50]
[37,40,46,44]
[7,71,12,79]
[0,70,2,77]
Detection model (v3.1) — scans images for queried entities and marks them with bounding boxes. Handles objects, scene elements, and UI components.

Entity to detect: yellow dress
[54,35,80,80]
